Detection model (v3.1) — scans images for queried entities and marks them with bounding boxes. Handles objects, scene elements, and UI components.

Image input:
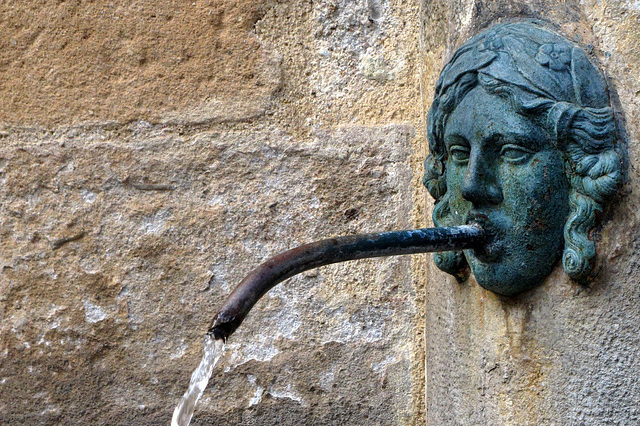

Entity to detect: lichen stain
[496,293,550,423]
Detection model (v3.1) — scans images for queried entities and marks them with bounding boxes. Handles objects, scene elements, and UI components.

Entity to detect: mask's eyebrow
[443,133,469,148]
[484,131,543,151]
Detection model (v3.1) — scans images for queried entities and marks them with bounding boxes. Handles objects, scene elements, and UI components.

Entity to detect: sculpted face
[425,22,623,294]
[443,86,570,295]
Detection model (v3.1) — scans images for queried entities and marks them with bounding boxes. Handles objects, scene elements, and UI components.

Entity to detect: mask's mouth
[466,213,503,263]
[207,225,488,341]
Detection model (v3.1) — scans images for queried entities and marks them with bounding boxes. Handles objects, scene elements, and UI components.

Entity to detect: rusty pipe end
[207,312,243,342]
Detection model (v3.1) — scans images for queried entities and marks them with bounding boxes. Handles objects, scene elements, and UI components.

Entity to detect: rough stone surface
[0,0,425,425]
[421,1,640,424]
[0,0,281,126]
[0,125,417,424]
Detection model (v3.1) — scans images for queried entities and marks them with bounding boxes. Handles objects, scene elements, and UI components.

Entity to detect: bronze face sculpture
[424,21,624,295]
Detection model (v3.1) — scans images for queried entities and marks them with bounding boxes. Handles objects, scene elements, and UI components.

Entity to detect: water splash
[172,335,225,426]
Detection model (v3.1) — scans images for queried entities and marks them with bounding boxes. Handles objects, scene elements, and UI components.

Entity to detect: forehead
[443,86,551,149]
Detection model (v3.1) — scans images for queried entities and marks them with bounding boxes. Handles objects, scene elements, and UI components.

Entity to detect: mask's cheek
[499,151,569,231]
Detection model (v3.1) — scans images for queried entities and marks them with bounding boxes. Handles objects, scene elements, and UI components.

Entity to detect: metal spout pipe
[208,225,485,341]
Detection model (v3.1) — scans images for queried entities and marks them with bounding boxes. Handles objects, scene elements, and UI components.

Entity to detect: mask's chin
[464,244,562,297]
[465,254,531,296]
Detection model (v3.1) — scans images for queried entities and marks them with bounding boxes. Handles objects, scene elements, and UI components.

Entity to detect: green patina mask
[424,21,624,296]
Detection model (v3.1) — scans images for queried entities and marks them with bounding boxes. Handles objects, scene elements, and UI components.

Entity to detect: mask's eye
[449,145,470,164]
[500,144,534,164]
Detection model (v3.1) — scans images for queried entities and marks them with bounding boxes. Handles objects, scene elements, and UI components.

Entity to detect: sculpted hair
[424,67,623,281]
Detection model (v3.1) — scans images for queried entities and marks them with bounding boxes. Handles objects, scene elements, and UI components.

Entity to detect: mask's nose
[460,151,503,205]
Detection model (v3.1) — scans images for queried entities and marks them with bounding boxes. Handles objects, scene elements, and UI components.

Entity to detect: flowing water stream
[171,335,225,426]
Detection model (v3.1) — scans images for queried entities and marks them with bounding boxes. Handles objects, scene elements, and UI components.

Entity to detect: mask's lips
[466,213,503,263]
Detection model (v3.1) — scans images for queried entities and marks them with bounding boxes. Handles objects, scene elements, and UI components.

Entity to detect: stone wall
[0,1,425,424]
[4,1,637,424]
[421,0,640,424]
